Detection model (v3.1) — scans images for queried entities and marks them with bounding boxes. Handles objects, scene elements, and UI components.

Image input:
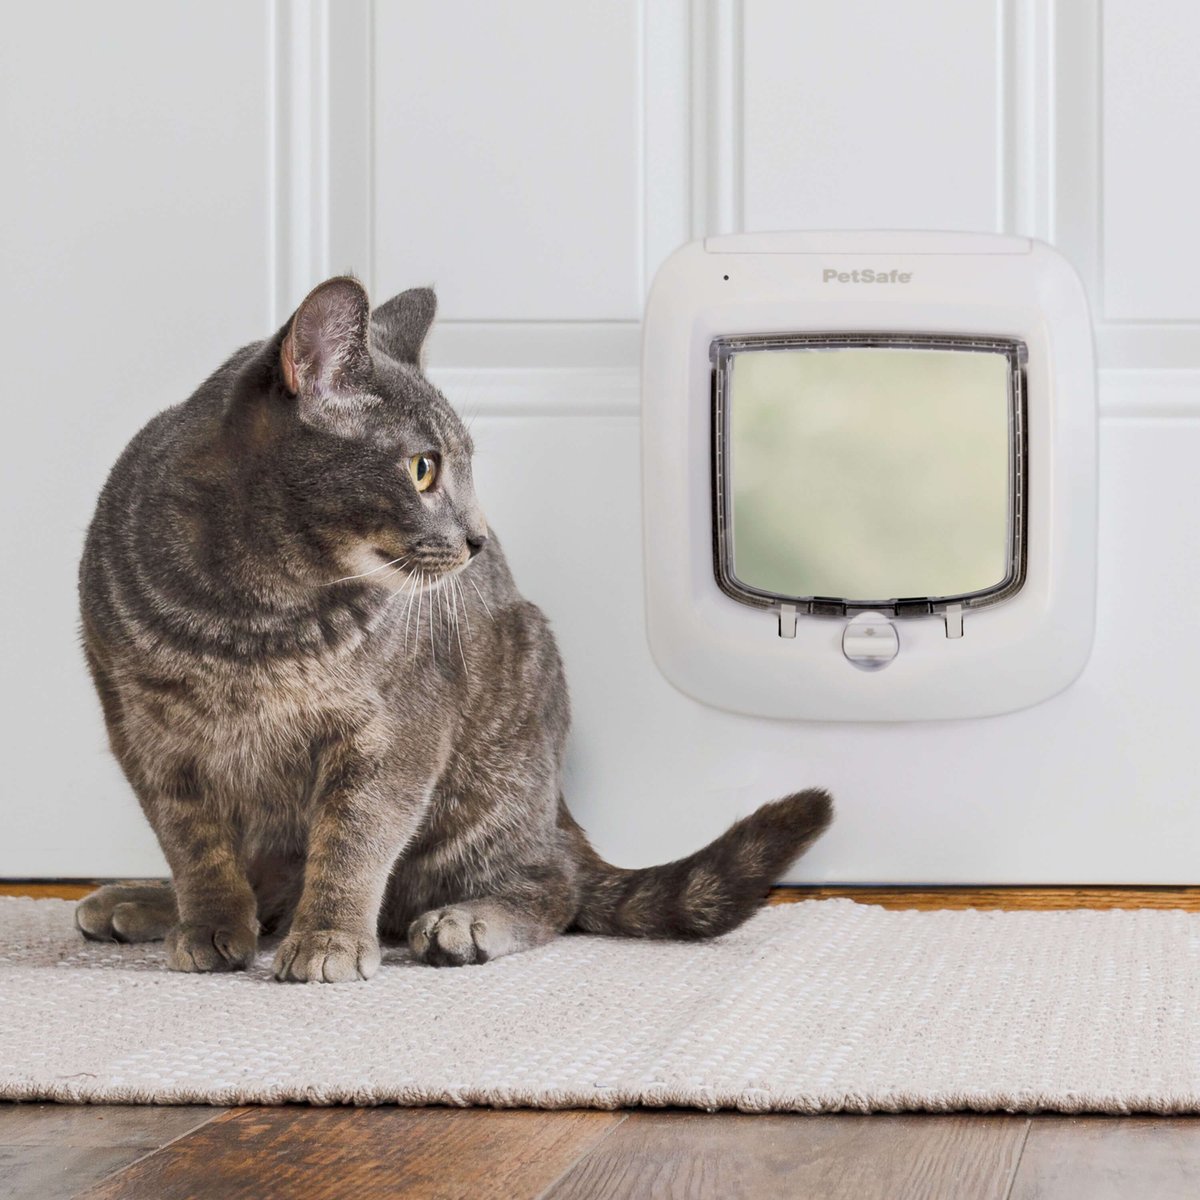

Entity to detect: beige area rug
[3,897,1200,1113]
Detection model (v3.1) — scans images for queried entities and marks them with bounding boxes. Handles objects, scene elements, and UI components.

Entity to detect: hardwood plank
[0,1104,221,1200]
[544,1112,1030,1200]
[9,880,1200,910]
[80,1107,625,1200]
[768,887,1200,911]
[1009,1116,1200,1199]
[0,1103,218,1147]
[0,1143,154,1200]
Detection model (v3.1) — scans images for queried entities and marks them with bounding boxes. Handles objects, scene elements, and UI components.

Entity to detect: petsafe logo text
[823,268,913,284]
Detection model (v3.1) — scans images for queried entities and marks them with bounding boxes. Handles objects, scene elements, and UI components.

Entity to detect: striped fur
[570,791,833,939]
[75,276,833,982]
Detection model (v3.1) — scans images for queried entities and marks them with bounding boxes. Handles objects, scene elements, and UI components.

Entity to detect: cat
[75,276,833,982]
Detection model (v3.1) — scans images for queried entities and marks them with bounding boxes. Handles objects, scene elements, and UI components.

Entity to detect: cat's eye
[408,453,439,493]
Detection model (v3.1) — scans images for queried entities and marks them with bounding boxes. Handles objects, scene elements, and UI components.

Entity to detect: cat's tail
[569,788,833,939]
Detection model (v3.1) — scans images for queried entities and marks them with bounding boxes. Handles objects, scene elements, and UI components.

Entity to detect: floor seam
[69,1105,232,1198]
[533,1111,631,1200]
[1001,1117,1034,1200]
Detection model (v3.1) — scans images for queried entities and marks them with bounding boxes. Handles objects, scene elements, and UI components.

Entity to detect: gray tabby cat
[75,277,832,982]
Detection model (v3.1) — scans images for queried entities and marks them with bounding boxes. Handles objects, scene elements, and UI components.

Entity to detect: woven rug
[3,896,1200,1113]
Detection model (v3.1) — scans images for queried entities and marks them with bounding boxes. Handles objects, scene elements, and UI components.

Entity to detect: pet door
[713,334,1026,625]
[641,231,1097,721]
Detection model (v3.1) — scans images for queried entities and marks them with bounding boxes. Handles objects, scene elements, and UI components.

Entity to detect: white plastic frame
[641,232,1097,721]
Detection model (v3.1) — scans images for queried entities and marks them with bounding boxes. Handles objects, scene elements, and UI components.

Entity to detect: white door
[4,1,1199,882]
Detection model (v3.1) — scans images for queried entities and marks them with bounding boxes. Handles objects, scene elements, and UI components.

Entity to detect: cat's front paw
[408,907,491,966]
[273,929,381,983]
[76,883,176,943]
[165,922,257,972]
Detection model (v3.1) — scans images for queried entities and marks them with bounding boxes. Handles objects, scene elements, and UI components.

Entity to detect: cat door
[641,231,1097,721]
[713,334,1026,624]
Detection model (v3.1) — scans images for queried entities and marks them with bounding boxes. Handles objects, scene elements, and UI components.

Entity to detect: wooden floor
[5,882,1200,1199]
[7,1105,1200,1200]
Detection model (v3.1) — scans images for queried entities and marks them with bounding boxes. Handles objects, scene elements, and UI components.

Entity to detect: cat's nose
[466,532,488,558]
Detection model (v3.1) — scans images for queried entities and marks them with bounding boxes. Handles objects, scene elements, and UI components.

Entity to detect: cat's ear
[370,287,437,367]
[279,276,372,400]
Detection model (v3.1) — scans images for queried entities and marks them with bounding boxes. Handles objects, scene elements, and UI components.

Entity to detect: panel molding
[269,0,374,326]
[1099,369,1200,419]
[426,321,642,371]
[689,0,742,238]
[428,367,640,418]
[269,0,332,326]
[1048,0,1200,367]
[642,0,692,293]
[1048,0,1100,307]
[427,365,1200,421]
[1001,0,1056,242]
[284,0,1200,374]
[1101,0,1200,326]
[327,0,373,288]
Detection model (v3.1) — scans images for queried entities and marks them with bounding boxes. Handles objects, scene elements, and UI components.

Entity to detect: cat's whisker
[385,563,417,609]
[460,578,473,644]
[453,576,473,641]
[326,554,409,586]
[415,571,426,660]
[438,580,448,660]
[467,576,494,620]
[403,569,420,653]
[443,578,454,668]
[441,577,455,666]
[428,572,438,667]
[381,558,414,589]
[458,398,481,432]
[450,579,469,677]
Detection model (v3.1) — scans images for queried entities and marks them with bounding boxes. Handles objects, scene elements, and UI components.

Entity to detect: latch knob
[842,611,899,671]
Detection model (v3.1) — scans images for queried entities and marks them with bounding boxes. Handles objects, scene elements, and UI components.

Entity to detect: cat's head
[230,276,488,593]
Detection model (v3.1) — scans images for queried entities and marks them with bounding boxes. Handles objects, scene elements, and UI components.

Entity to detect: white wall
[3,1,1198,882]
